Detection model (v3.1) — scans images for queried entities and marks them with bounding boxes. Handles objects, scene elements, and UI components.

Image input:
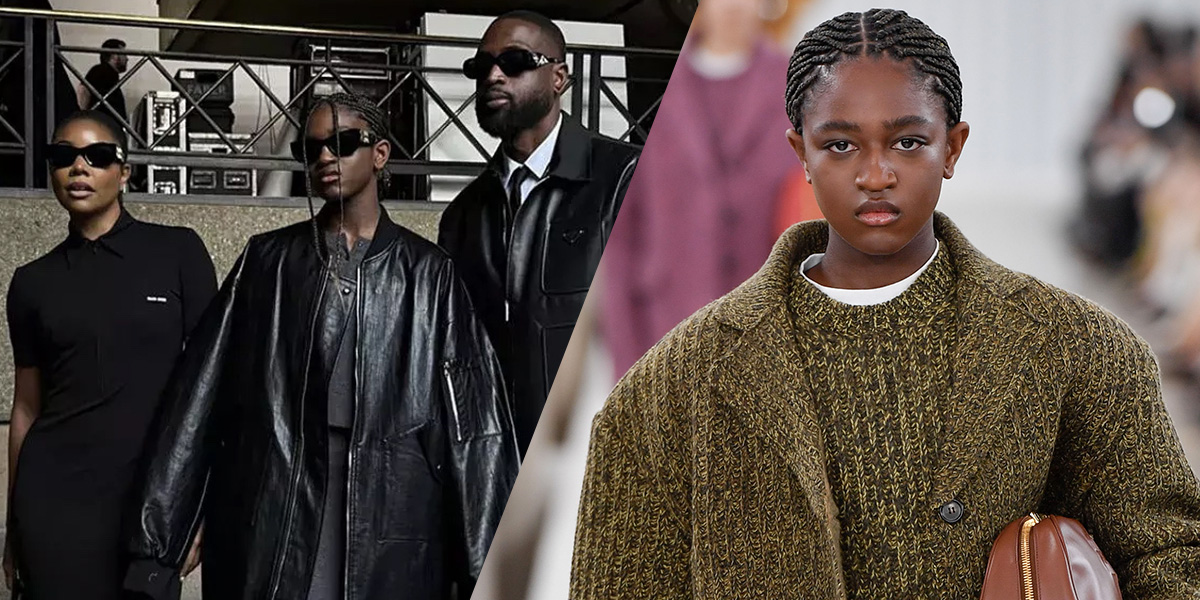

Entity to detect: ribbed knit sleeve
[1041,293,1200,599]
[570,327,697,600]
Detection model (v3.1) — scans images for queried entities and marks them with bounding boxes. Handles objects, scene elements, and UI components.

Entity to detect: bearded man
[438,10,640,456]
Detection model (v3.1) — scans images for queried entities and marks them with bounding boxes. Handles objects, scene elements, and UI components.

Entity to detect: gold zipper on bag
[1020,513,1043,600]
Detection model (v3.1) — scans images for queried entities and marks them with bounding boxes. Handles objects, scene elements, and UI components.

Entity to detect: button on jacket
[125,209,520,600]
[571,214,1200,599]
[438,114,639,454]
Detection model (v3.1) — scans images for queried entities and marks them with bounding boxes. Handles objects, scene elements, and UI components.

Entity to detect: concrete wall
[0,193,444,419]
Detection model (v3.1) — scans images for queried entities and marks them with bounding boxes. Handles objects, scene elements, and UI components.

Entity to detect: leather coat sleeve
[599,155,652,379]
[126,245,251,568]
[602,155,638,245]
[436,260,520,589]
[435,194,464,255]
[570,364,692,600]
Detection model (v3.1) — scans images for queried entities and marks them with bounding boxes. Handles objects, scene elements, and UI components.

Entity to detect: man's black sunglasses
[290,129,378,165]
[462,49,564,80]
[45,142,125,170]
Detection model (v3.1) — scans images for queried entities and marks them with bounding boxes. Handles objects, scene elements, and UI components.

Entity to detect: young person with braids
[570,9,1200,599]
[122,92,519,600]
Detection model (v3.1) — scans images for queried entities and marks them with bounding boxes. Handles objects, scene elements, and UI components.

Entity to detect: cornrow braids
[299,92,393,262]
[310,92,391,142]
[785,8,962,129]
[303,92,393,195]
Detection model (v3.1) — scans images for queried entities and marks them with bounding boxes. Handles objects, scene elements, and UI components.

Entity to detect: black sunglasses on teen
[462,48,564,80]
[45,142,126,170]
[290,128,379,165]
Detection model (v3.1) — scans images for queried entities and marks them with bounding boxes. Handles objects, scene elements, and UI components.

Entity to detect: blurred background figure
[1069,19,1200,377]
[78,39,129,126]
[600,0,816,381]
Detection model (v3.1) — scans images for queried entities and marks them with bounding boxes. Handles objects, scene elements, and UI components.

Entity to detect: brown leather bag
[978,513,1121,600]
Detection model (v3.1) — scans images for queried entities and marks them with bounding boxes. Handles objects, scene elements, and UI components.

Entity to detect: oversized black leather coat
[438,115,639,454]
[124,209,519,600]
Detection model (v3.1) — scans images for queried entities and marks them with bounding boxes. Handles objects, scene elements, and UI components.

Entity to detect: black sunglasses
[290,129,378,165]
[45,142,125,170]
[462,49,564,80]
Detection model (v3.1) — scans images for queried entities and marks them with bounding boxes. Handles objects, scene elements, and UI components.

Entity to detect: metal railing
[0,7,677,199]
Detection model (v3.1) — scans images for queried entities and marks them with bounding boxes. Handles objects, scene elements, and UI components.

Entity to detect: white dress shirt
[501,112,563,206]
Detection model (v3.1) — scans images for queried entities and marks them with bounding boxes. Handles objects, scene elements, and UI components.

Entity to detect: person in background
[599,0,802,381]
[80,39,130,127]
[4,110,216,600]
[439,10,639,456]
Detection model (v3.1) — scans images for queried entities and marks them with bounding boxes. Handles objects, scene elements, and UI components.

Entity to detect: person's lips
[482,90,511,109]
[65,181,94,199]
[855,200,901,226]
[318,169,341,184]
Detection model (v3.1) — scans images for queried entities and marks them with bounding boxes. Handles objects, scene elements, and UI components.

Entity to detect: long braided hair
[784,9,962,130]
[299,92,391,263]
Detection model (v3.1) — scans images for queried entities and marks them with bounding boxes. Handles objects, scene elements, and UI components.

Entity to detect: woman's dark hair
[51,110,129,206]
[785,8,962,129]
[53,109,129,155]
[305,92,390,143]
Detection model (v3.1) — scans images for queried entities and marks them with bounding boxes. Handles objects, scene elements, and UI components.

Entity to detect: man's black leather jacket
[438,115,639,453]
[124,209,519,600]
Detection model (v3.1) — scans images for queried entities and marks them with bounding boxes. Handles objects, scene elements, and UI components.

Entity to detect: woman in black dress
[3,110,217,599]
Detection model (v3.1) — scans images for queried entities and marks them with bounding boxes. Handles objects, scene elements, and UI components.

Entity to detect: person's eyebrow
[813,120,860,134]
[884,115,934,130]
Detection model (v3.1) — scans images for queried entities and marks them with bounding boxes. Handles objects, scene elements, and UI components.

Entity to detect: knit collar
[711,212,1033,332]
[787,237,956,337]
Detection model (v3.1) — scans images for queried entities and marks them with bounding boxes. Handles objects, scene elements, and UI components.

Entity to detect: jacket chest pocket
[377,422,445,541]
[541,220,603,294]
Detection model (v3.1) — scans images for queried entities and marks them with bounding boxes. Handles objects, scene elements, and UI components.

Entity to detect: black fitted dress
[5,210,216,600]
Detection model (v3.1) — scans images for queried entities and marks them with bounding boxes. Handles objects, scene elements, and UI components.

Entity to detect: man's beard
[476,89,554,139]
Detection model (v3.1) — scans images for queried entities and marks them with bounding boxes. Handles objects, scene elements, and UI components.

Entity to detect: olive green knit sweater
[794,243,958,598]
[571,213,1200,600]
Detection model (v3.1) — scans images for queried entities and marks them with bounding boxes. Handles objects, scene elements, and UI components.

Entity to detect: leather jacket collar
[486,112,593,183]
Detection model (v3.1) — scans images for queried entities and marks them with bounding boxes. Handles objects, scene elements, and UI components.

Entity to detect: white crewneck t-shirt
[800,242,940,306]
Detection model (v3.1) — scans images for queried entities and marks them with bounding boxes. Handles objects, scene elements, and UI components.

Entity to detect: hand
[181,524,203,577]
[3,533,14,590]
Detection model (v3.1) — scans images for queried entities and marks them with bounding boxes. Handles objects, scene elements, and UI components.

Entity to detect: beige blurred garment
[472,281,603,600]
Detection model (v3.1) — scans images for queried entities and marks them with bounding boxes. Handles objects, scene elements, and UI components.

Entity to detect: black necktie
[507,165,531,216]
